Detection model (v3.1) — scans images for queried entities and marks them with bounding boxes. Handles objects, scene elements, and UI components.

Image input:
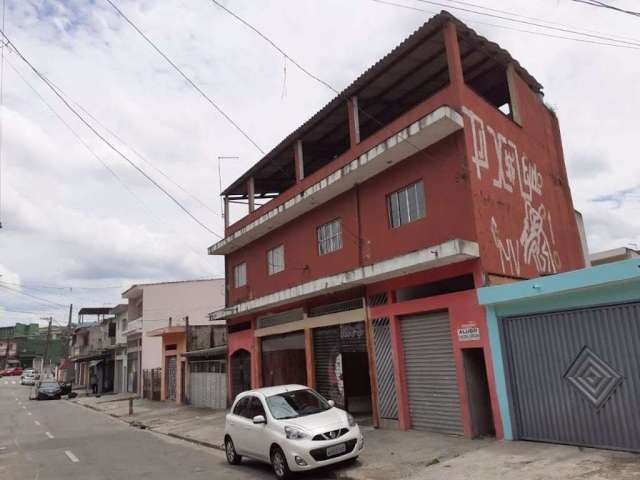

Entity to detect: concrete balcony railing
[209,105,464,255]
[123,318,142,336]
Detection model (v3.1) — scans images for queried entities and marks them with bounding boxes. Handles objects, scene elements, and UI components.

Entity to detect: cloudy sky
[0,0,638,327]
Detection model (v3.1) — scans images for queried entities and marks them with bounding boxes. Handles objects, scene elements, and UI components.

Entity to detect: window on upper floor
[267,245,285,275]
[233,262,247,288]
[387,180,426,229]
[317,218,343,255]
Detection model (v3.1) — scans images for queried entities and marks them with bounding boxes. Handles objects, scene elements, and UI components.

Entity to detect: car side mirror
[252,415,266,424]
[328,400,335,407]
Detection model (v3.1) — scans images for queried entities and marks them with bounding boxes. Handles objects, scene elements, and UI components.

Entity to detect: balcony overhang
[146,326,185,337]
[210,239,478,320]
[209,106,464,256]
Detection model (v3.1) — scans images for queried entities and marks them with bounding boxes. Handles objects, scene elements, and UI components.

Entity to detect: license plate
[326,443,346,457]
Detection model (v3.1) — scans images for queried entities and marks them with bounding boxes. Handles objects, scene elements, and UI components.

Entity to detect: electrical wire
[412,0,640,48]
[0,28,222,239]
[0,283,67,308]
[103,0,264,155]
[444,0,640,43]
[370,0,640,50]
[6,57,224,274]
[572,0,640,18]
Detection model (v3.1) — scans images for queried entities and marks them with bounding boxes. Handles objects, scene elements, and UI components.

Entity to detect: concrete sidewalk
[407,440,640,480]
[69,394,491,479]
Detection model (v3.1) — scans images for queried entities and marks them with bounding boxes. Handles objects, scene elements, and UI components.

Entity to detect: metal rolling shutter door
[314,326,343,408]
[401,312,463,435]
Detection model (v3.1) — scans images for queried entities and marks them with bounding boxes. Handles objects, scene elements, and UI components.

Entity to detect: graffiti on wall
[462,106,560,276]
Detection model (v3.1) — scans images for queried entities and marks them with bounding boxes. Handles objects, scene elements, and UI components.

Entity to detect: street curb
[166,432,224,451]
[69,400,225,452]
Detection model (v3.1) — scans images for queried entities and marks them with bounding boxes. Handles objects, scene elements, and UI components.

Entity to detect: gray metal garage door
[503,302,640,452]
[400,312,463,435]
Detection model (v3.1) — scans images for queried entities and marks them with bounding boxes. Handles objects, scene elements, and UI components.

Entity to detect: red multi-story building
[208,11,586,438]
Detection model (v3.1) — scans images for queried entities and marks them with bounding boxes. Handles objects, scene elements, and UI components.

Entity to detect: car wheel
[225,437,242,465]
[271,446,292,480]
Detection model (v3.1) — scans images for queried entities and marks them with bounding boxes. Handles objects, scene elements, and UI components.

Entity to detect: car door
[243,396,270,461]
[229,397,251,455]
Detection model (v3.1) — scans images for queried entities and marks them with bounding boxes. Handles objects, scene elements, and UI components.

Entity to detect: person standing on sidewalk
[90,372,98,395]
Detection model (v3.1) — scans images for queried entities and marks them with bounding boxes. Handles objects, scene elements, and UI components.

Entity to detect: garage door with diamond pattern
[503,302,640,452]
[400,312,463,435]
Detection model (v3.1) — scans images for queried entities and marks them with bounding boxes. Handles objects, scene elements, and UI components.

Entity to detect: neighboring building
[122,279,225,403]
[183,322,227,409]
[208,11,585,438]
[590,246,639,266]
[1,323,64,371]
[478,258,640,452]
[69,307,115,393]
[110,304,129,393]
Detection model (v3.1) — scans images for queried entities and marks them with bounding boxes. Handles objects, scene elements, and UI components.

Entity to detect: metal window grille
[387,181,425,228]
[233,262,247,288]
[267,245,285,275]
[189,360,226,374]
[308,298,363,318]
[317,218,343,255]
[367,292,388,307]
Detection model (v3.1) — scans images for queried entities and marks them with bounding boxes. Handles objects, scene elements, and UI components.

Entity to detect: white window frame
[317,219,343,255]
[233,262,247,288]
[267,245,285,275]
[387,180,426,228]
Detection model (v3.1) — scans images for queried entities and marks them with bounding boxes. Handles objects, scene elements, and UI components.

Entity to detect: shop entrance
[261,332,306,387]
[314,322,372,417]
[462,348,495,438]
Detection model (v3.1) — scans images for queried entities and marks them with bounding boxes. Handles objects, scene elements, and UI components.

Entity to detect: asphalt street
[0,381,340,480]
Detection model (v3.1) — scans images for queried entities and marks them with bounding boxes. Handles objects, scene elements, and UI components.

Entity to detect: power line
[103,0,264,155]
[0,283,67,308]
[411,0,640,48]
[444,0,640,42]
[0,28,222,239]
[5,57,224,268]
[572,0,640,18]
[370,0,640,50]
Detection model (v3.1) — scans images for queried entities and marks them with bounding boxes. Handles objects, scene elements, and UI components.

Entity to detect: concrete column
[347,96,361,147]
[506,63,523,126]
[294,140,305,183]
[443,21,464,106]
[304,328,315,388]
[389,313,411,430]
[223,196,230,229]
[247,177,255,213]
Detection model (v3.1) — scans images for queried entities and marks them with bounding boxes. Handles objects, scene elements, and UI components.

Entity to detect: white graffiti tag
[487,126,519,193]
[463,106,561,276]
[519,202,558,274]
[462,106,489,180]
[491,217,521,277]
[520,155,543,202]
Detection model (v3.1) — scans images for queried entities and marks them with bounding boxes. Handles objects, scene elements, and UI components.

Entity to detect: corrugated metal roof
[223,10,542,196]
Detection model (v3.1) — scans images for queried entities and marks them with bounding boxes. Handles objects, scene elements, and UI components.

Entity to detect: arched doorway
[230,349,251,399]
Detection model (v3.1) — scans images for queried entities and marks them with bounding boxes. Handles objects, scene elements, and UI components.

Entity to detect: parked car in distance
[21,370,36,385]
[224,385,363,480]
[35,381,62,400]
[4,367,23,376]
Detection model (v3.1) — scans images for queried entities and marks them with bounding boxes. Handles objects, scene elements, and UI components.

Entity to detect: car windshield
[40,382,59,388]
[266,388,331,420]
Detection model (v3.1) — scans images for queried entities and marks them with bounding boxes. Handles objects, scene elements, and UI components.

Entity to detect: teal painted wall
[478,259,640,440]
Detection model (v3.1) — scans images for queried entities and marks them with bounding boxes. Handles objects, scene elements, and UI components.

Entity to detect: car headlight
[347,413,357,427]
[284,426,308,440]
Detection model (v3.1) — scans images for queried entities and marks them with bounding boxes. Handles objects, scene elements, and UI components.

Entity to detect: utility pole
[41,317,53,377]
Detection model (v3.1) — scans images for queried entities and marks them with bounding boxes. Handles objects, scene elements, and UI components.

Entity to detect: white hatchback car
[224,384,364,479]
